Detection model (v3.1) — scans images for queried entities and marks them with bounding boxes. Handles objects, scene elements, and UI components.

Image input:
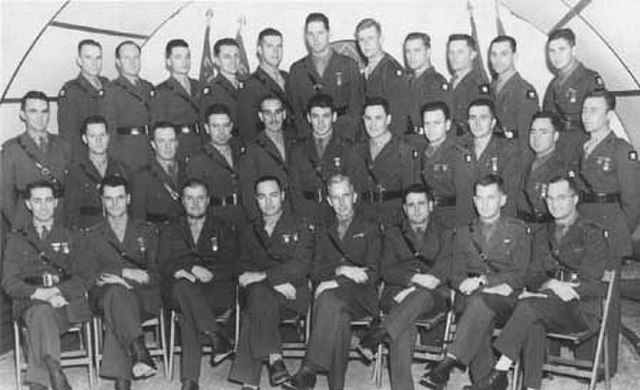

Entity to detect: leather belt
[23,274,69,287]
[517,210,554,224]
[360,190,402,204]
[433,195,456,207]
[580,192,620,204]
[302,190,325,203]
[116,125,149,135]
[177,123,201,135]
[210,194,240,206]
[146,213,171,223]
[79,206,103,216]
[548,269,580,283]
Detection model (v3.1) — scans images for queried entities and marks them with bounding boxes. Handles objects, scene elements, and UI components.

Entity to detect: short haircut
[355,18,381,35]
[307,93,335,113]
[115,40,140,59]
[548,28,576,46]
[78,39,101,54]
[468,98,496,118]
[474,174,505,194]
[100,175,129,195]
[421,101,451,121]
[585,89,616,111]
[363,96,390,115]
[204,103,233,122]
[20,90,49,111]
[214,38,239,57]
[403,183,433,203]
[257,28,283,45]
[81,115,108,136]
[404,32,431,49]
[259,93,284,109]
[448,33,477,50]
[490,35,517,53]
[305,12,330,30]
[181,177,210,195]
[151,121,177,138]
[327,174,354,192]
[254,175,282,193]
[25,180,57,199]
[531,111,562,132]
[547,173,580,196]
[165,39,189,58]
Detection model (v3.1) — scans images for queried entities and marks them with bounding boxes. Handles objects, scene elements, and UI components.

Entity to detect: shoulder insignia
[595,75,604,87]
[603,229,609,239]
[308,223,316,233]
[149,89,155,98]
[526,226,532,235]
[396,69,403,77]
[526,89,537,100]
[98,89,105,97]
[240,146,247,155]
[58,88,66,98]
[567,170,576,178]
[479,84,490,94]
[412,150,419,159]
[629,151,638,161]
[238,81,244,89]
[203,86,211,95]
[464,153,472,163]
[441,82,449,91]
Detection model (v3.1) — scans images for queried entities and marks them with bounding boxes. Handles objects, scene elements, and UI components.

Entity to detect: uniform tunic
[130,159,186,225]
[407,67,452,138]
[450,69,490,136]
[201,74,241,134]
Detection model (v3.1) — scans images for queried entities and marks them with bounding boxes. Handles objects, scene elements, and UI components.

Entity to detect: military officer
[447,34,491,136]
[158,178,236,390]
[237,28,290,142]
[360,184,450,390]
[355,18,409,138]
[228,176,313,390]
[80,175,161,390]
[58,39,109,160]
[287,13,365,141]
[476,175,609,390]
[100,41,155,170]
[1,91,71,229]
[488,35,539,154]
[285,174,381,390]
[289,94,360,226]
[130,123,186,225]
[64,115,130,229]
[186,103,248,229]
[2,180,90,390]
[151,39,204,164]
[543,28,605,162]
[403,33,452,143]
[420,175,531,390]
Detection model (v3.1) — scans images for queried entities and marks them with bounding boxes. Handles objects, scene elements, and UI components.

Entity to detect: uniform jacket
[287,51,364,141]
[2,221,90,322]
[407,67,452,135]
[151,77,203,126]
[186,139,245,202]
[130,159,186,224]
[451,69,490,133]
[201,74,240,130]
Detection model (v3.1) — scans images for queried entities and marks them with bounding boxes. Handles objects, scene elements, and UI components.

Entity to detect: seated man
[420,174,531,390]
[361,184,451,390]
[158,178,236,390]
[286,174,381,390]
[470,174,609,390]
[81,175,161,390]
[228,175,313,390]
[2,180,90,390]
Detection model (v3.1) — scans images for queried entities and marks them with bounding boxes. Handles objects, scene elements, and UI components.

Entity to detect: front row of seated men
[2,170,609,390]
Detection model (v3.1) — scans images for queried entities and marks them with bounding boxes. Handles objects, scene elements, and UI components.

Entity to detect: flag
[467,0,490,81]
[236,16,251,79]
[199,9,217,84]
[495,0,506,36]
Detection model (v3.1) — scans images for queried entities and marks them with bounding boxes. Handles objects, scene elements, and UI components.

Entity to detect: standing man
[58,39,109,160]
[228,176,313,390]
[2,180,90,390]
[355,18,409,137]
[288,13,364,141]
[151,39,204,164]
[101,41,155,170]
[158,178,236,390]
[404,33,452,140]
[238,28,289,142]
[420,175,531,390]
[1,91,71,229]
[64,115,130,229]
[285,174,380,390]
[488,35,539,153]
[543,28,605,161]
[81,175,161,390]
[447,34,490,136]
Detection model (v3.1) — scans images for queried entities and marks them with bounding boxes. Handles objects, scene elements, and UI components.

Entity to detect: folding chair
[13,319,94,390]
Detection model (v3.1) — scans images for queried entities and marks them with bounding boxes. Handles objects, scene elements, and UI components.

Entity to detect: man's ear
[25,199,33,212]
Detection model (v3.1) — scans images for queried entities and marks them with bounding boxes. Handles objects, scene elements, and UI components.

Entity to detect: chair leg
[168,311,177,381]
[13,321,22,390]
[85,322,94,389]
[375,344,384,388]
[604,332,611,390]
[92,317,102,379]
[159,309,168,379]
[511,359,520,390]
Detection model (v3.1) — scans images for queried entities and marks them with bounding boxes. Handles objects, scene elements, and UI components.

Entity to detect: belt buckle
[42,272,55,287]
[376,187,385,203]
[181,126,190,134]
[131,128,140,135]
[232,193,238,205]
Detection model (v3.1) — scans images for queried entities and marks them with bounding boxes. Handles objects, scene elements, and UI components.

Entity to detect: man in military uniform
[1,91,71,230]
[64,115,130,229]
[288,13,364,141]
[237,28,290,142]
[131,123,185,225]
[2,180,90,390]
[289,94,360,226]
[101,41,155,170]
[158,179,236,390]
[359,184,450,390]
[186,104,247,229]
[228,176,313,390]
[420,175,530,390]
[81,175,161,390]
[543,28,605,162]
[447,34,490,136]
[355,18,409,137]
[404,33,451,142]
[58,39,109,161]
[285,174,380,390]
[488,35,539,154]
[151,39,204,164]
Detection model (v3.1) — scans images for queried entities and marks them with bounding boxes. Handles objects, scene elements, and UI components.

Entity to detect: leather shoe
[267,358,291,386]
[129,335,157,379]
[114,378,131,390]
[282,362,317,390]
[43,355,71,390]
[360,326,391,350]
[466,369,508,390]
[206,331,233,366]
[418,356,457,389]
[181,379,199,390]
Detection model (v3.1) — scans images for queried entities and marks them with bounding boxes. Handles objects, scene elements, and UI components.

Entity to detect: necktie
[35,136,47,152]
[315,138,326,158]
[554,224,568,243]
[39,225,49,241]
[338,220,350,240]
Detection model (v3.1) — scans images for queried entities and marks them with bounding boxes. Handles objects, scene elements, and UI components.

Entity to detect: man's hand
[97,273,133,289]
[543,279,580,302]
[191,265,213,283]
[315,280,339,298]
[122,268,150,284]
[410,274,440,290]
[336,266,368,284]
[238,271,266,287]
[482,283,513,296]
[49,294,69,308]
[30,287,60,302]
[174,269,197,283]
[459,277,483,295]
[274,283,297,300]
